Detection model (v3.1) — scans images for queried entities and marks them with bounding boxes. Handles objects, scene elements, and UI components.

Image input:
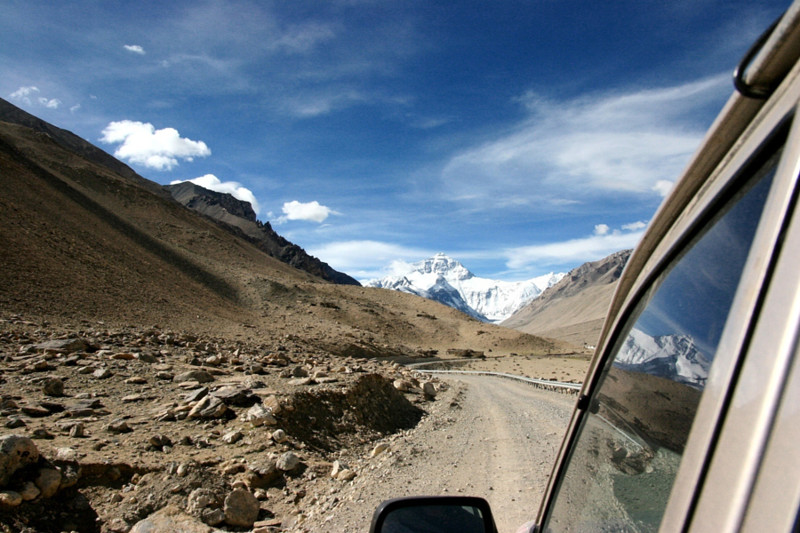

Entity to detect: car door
[533,18,800,532]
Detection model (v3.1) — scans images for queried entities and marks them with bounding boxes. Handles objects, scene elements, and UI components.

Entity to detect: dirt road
[301,374,576,532]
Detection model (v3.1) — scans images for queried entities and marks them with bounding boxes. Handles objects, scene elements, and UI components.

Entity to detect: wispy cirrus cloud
[100,120,210,170]
[9,86,61,109]
[504,223,646,271]
[441,75,728,209]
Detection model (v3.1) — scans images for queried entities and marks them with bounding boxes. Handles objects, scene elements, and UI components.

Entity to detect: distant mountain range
[365,253,563,323]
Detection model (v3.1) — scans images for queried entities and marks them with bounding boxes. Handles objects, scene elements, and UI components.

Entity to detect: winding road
[305,374,577,532]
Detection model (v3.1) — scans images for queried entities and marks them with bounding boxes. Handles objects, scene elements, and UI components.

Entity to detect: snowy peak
[366,254,564,323]
[418,253,473,280]
[616,328,711,388]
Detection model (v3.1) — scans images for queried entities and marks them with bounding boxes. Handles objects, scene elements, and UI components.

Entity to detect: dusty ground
[299,374,577,533]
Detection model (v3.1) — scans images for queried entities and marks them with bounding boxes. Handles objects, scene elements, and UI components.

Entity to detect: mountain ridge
[166,181,359,286]
[502,249,632,347]
[0,97,565,358]
[366,253,564,323]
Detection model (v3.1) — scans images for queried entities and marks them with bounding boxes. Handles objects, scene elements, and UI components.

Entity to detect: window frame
[536,58,800,533]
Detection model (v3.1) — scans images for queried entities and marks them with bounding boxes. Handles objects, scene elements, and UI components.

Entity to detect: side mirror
[369,496,498,533]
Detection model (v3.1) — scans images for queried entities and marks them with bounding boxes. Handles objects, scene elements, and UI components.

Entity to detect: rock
[222,430,243,444]
[330,460,348,478]
[5,417,25,429]
[224,488,260,528]
[276,451,300,472]
[337,469,357,481]
[271,429,288,443]
[244,403,276,427]
[21,405,51,417]
[34,467,61,498]
[261,395,283,415]
[423,381,437,399]
[35,338,90,354]
[184,387,209,403]
[187,395,228,420]
[393,379,413,392]
[106,518,131,532]
[370,442,390,457]
[130,505,214,533]
[291,366,309,378]
[19,481,40,500]
[0,490,22,507]
[125,376,147,384]
[69,422,86,438]
[42,377,65,397]
[92,368,113,379]
[32,428,55,439]
[54,447,79,462]
[244,461,281,489]
[186,487,221,514]
[174,370,215,384]
[107,419,133,433]
[212,385,256,406]
[0,435,39,486]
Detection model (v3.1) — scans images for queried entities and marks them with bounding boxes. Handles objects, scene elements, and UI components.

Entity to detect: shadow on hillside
[2,136,240,303]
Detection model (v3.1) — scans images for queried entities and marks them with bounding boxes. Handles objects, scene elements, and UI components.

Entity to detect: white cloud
[10,86,63,109]
[170,174,260,215]
[100,120,211,170]
[594,224,610,236]
[10,86,39,105]
[124,44,145,55]
[279,200,338,223]
[652,180,674,197]
[505,223,646,270]
[38,97,61,109]
[622,220,648,232]
[308,240,433,281]
[441,75,727,209]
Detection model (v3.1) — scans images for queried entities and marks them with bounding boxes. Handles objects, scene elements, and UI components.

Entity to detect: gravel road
[301,374,576,532]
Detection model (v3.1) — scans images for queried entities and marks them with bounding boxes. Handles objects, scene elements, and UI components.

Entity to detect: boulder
[224,488,260,528]
[0,435,39,486]
[130,505,214,533]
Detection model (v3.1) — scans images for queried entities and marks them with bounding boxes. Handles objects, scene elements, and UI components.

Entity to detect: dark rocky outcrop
[166,181,360,286]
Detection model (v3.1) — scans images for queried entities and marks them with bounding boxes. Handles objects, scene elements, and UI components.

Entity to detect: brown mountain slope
[0,100,566,358]
[502,250,632,348]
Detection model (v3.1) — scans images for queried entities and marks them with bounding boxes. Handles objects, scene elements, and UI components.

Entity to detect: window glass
[543,149,779,532]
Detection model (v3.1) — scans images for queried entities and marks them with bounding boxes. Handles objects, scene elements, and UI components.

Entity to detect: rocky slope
[0,98,578,532]
[502,250,632,349]
[166,181,359,286]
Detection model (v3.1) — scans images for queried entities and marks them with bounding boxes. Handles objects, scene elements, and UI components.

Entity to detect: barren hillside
[503,250,631,349]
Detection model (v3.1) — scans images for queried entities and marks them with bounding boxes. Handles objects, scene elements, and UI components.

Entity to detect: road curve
[303,374,576,533]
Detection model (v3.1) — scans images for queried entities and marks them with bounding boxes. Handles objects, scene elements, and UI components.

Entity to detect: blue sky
[2,0,788,282]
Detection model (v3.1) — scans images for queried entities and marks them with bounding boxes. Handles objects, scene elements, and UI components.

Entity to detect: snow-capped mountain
[365,253,564,323]
[615,328,711,388]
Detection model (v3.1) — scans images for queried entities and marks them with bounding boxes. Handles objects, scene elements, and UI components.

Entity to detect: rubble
[0,319,444,532]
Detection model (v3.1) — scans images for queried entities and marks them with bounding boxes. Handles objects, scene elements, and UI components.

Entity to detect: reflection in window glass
[543,150,779,532]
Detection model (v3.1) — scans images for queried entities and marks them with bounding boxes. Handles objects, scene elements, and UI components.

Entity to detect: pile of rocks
[0,319,442,531]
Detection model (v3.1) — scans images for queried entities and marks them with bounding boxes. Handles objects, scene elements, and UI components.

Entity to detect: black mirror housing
[369,496,498,533]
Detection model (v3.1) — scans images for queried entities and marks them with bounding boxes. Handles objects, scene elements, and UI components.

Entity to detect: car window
[542,146,780,532]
